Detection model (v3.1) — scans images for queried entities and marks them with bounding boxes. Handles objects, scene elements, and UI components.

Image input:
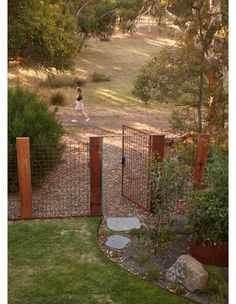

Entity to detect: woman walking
[71,87,90,123]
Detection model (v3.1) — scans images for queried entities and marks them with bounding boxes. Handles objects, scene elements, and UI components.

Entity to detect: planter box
[190,241,228,267]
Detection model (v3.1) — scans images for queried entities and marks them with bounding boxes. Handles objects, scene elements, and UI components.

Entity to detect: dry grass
[8,24,178,111]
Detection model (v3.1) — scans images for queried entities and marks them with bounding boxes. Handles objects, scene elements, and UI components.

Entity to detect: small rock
[105,235,130,250]
[165,254,208,292]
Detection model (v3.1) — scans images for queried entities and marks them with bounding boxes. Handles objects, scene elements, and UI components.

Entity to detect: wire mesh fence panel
[30,143,90,218]
[8,144,21,219]
[8,142,90,220]
[122,126,151,211]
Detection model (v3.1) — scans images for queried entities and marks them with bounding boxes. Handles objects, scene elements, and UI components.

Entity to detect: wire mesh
[8,142,90,220]
[8,144,21,219]
[122,126,151,211]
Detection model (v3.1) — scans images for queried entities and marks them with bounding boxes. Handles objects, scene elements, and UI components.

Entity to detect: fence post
[194,134,210,189]
[149,135,165,213]
[16,137,32,219]
[90,137,103,216]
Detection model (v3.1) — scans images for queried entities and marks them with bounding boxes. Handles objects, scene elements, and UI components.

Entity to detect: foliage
[149,155,191,251]
[133,45,209,102]
[116,0,143,33]
[99,227,112,238]
[188,146,228,246]
[91,70,111,82]
[170,108,199,132]
[150,155,191,221]
[145,267,163,281]
[173,140,197,167]
[75,0,117,50]
[75,0,142,50]
[8,85,64,191]
[203,266,228,304]
[8,218,192,304]
[50,92,66,106]
[130,227,174,253]
[39,72,86,89]
[8,0,77,70]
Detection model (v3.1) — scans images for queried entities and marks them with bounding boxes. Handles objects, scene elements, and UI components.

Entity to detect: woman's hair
[77,87,82,94]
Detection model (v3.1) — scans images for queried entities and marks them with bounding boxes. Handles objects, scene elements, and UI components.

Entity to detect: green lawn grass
[8,218,192,304]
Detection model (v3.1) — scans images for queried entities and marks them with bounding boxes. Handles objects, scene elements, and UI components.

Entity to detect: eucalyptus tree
[134,0,228,137]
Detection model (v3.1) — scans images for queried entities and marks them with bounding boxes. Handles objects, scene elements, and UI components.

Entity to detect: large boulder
[165,254,208,292]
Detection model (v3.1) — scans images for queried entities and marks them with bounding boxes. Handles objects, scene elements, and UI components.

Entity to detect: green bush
[188,147,228,245]
[8,85,64,192]
[91,70,111,82]
[50,92,66,106]
[173,140,197,167]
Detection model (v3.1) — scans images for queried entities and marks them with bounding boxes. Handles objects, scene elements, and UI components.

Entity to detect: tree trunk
[206,68,226,139]
[77,34,88,53]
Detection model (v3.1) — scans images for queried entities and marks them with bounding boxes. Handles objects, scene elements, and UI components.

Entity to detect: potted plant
[188,147,228,267]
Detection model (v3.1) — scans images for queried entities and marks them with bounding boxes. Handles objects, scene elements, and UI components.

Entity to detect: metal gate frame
[121,125,165,212]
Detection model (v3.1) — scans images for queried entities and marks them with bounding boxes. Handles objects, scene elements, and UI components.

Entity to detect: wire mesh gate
[121,125,153,212]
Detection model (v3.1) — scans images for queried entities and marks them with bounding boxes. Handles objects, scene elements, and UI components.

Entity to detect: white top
[75,99,84,110]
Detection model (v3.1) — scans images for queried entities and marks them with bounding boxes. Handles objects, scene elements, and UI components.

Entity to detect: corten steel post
[149,135,165,213]
[194,134,210,189]
[16,137,33,219]
[90,137,103,216]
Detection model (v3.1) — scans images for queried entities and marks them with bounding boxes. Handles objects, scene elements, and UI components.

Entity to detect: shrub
[150,155,191,220]
[149,155,192,252]
[50,92,66,106]
[188,147,228,245]
[40,73,86,89]
[8,85,64,192]
[173,140,197,167]
[91,70,111,82]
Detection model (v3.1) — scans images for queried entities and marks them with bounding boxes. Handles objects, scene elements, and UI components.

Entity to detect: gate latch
[121,157,126,166]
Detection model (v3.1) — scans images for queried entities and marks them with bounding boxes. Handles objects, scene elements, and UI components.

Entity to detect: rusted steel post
[90,137,103,216]
[16,137,32,219]
[150,135,165,161]
[194,134,210,189]
[149,135,165,213]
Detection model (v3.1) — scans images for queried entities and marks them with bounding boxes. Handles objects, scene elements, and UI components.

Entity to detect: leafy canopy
[8,0,77,70]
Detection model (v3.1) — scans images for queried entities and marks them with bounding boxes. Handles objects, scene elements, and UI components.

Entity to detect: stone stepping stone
[105,235,130,250]
[107,217,141,232]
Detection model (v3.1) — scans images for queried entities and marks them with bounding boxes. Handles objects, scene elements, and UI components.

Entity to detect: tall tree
[154,0,228,137]
[71,0,142,52]
[134,0,228,138]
